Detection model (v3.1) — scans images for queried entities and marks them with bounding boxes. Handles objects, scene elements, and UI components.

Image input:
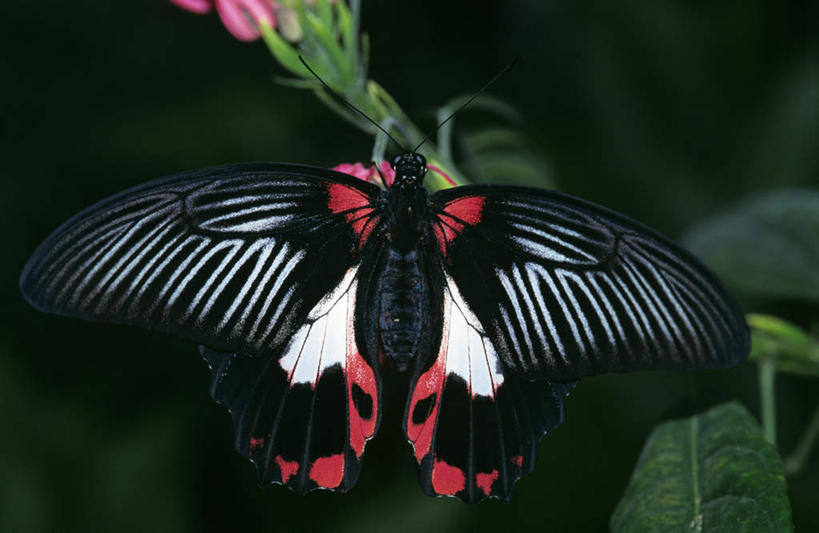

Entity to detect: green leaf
[748,314,819,377]
[611,402,793,533]
[260,22,304,76]
[684,189,819,302]
[335,0,354,56]
[459,127,553,187]
[304,11,350,82]
[314,0,334,30]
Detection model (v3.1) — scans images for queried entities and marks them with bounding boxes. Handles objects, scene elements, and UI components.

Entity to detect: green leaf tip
[611,402,793,533]
[749,314,819,377]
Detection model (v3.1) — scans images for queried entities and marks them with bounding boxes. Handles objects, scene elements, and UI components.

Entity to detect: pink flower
[170,0,278,42]
[333,161,396,188]
[333,161,458,188]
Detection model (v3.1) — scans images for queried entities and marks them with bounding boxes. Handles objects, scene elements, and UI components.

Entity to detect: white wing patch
[279,268,358,386]
[443,275,504,398]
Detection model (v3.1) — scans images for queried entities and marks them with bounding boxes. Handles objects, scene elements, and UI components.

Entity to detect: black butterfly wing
[20,162,384,492]
[430,184,750,381]
[404,184,748,502]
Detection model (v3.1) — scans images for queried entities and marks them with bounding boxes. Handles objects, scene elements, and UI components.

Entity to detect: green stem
[759,357,777,446]
[784,400,819,476]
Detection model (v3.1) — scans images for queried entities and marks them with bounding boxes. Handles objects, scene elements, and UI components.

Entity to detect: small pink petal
[214,0,277,41]
[427,164,457,187]
[333,161,399,188]
[333,163,371,182]
[170,0,213,14]
[377,161,396,187]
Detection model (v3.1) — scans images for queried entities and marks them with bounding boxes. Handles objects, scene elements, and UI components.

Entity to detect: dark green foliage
[685,190,819,302]
[611,403,793,532]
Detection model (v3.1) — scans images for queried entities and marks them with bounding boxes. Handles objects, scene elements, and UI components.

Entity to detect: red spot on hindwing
[275,456,299,484]
[346,285,378,458]
[249,437,265,453]
[432,460,466,496]
[434,195,486,254]
[309,454,345,489]
[406,319,448,462]
[511,455,523,469]
[327,183,378,247]
[476,470,499,496]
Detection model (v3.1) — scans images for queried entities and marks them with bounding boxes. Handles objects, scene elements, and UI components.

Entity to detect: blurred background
[1,0,817,531]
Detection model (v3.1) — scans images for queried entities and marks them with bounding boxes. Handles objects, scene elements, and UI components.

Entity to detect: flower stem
[784,400,819,476]
[759,357,777,446]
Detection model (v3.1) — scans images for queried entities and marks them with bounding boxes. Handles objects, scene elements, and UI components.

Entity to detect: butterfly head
[391,152,427,186]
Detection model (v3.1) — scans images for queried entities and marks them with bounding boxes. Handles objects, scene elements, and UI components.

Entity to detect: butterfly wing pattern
[430,185,748,382]
[200,267,380,492]
[404,273,577,502]
[403,184,749,502]
[20,163,383,492]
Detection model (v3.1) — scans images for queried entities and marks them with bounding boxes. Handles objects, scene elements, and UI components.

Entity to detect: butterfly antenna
[413,58,519,153]
[299,56,406,152]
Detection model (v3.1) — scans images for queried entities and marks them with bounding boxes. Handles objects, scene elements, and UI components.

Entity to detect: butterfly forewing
[20,163,382,358]
[431,185,750,382]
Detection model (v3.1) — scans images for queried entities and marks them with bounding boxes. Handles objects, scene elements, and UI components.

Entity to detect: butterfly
[19,151,749,502]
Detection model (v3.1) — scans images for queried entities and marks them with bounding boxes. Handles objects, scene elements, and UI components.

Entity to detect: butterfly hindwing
[431,185,750,381]
[201,267,381,492]
[404,274,574,502]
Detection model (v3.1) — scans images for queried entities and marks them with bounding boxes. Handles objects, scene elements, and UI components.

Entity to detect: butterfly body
[377,247,430,371]
[20,152,749,502]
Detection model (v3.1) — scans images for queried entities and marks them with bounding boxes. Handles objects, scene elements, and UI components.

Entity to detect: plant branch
[759,357,777,446]
[785,400,819,476]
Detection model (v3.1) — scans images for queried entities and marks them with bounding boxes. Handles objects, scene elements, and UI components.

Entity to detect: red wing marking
[444,196,486,225]
[350,214,378,246]
[309,454,345,489]
[431,460,466,496]
[327,182,370,212]
[249,437,265,453]
[434,195,486,254]
[327,183,379,247]
[406,309,449,461]
[346,283,378,458]
[476,470,499,496]
[275,456,299,484]
[510,455,523,469]
[271,267,380,492]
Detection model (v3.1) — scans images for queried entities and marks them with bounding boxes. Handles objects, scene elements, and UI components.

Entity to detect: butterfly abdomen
[378,247,425,372]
